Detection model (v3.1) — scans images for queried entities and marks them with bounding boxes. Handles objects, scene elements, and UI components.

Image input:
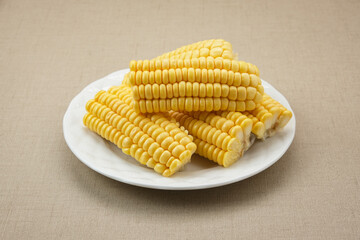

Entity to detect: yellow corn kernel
[159,84,166,99]
[220,69,228,84]
[192,82,199,97]
[237,87,246,101]
[206,83,213,97]
[205,98,213,111]
[193,97,200,111]
[188,68,195,82]
[254,92,262,103]
[201,69,208,83]
[220,98,229,110]
[239,61,248,73]
[166,84,173,98]
[207,69,214,83]
[150,84,158,99]
[221,85,229,97]
[178,97,185,111]
[142,71,149,85]
[210,47,223,58]
[199,83,206,97]
[145,85,152,99]
[206,57,215,69]
[245,100,255,110]
[213,83,221,97]
[227,70,234,85]
[241,73,250,86]
[257,85,264,95]
[179,81,186,97]
[246,87,257,100]
[195,69,201,82]
[228,86,237,100]
[185,98,193,112]
[213,98,221,111]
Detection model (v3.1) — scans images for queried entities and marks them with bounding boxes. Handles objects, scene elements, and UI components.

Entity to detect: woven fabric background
[1,0,359,239]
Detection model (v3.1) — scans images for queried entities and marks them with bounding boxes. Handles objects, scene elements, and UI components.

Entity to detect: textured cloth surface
[0,0,359,239]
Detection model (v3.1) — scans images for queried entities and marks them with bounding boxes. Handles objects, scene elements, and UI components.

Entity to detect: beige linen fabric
[0,0,359,239]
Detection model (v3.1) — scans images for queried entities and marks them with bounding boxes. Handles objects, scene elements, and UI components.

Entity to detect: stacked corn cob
[83,39,293,177]
[128,39,263,113]
[83,84,196,177]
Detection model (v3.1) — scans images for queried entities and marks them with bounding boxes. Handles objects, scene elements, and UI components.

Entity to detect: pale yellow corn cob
[168,111,253,167]
[218,94,293,139]
[83,85,196,177]
[153,39,234,61]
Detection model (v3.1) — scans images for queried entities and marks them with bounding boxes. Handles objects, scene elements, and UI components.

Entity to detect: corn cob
[168,111,253,167]
[128,59,262,113]
[83,84,196,177]
[218,94,293,139]
[153,39,234,61]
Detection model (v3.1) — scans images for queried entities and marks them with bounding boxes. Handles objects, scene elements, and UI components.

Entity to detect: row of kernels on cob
[129,68,260,87]
[130,69,262,88]
[134,98,258,113]
[153,39,234,60]
[130,58,258,74]
[132,83,263,101]
[83,84,196,177]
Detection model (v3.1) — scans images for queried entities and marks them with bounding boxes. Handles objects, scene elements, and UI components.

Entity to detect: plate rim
[63,69,296,190]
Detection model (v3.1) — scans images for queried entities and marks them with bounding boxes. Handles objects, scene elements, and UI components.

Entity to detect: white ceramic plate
[63,69,296,190]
